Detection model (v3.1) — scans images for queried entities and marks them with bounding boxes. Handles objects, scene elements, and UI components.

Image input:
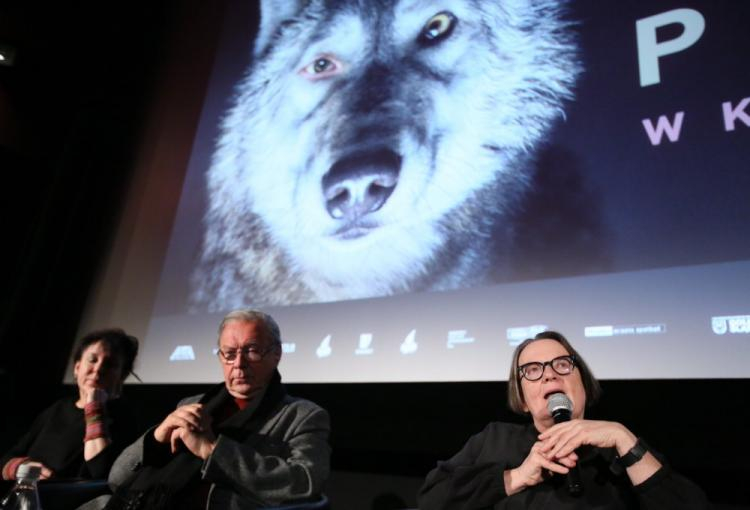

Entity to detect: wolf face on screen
[191,0,581,310]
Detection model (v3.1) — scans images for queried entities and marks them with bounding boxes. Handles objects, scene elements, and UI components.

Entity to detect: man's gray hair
[218,309,281,347]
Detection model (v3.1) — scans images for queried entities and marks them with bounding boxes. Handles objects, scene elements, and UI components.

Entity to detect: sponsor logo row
[168,314,749,361]
[168,329,474,361]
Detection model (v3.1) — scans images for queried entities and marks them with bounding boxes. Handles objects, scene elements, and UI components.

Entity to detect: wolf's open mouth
[332,221,378,240]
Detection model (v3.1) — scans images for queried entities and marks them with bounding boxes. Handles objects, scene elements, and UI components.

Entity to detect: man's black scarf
[106,370,286,510]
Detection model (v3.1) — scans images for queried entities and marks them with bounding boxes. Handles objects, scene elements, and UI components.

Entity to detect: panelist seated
[1,329,140,481]
[102,310,331,510]
[418,330,709,510]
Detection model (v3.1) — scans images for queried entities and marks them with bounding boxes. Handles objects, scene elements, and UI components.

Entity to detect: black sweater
[418,422,709,510]
[1,397,139,480]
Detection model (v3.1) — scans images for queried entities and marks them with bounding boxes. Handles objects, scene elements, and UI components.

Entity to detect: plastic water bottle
[0,464,42,510]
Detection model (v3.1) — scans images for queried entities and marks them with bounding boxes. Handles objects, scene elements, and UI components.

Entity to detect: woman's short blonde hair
[507,331,602,414]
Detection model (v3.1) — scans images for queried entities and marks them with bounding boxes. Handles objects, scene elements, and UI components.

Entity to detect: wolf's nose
[323,149,401,221]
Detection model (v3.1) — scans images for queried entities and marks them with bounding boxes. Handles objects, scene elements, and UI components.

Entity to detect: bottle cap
[15,463,41,481]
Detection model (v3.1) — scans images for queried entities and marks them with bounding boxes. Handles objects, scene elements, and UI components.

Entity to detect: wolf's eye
[419,11,457,45]
[301,56,340,80]
[313,58,332,73]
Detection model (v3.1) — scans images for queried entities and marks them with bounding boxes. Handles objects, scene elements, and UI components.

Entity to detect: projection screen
[73,0,750,383]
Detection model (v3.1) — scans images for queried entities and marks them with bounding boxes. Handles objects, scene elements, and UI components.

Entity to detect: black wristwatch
[610,438,649,475]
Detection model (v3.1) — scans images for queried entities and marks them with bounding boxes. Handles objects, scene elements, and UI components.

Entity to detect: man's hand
[155,403,216,459]
[154,404,206,444]
[169,425,216,460]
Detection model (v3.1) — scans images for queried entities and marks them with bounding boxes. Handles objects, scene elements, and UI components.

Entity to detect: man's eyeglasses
[217,344,277,364]
[518,355,576,381]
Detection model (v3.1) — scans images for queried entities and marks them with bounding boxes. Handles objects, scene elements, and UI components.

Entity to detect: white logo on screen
[282,342,296,353]
[169,345,195,361]
[447,330,475,349]
[712,315,750,335]
[400,329,418,355]
[316,335,332,358]
[712,317,728,335]
[507,325,548,346]
[355,333,374,355]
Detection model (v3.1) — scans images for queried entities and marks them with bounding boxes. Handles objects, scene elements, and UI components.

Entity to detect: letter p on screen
[636,8,705,87]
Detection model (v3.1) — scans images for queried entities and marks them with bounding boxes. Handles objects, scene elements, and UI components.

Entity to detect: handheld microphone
[547,393,583,496]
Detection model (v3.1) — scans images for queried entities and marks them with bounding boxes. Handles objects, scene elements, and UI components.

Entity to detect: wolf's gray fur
[191,0,580,310]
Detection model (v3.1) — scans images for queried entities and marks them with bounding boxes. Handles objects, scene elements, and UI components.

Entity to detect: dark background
[0,1,748,508]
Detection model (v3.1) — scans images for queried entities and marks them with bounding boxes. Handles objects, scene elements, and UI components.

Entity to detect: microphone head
[547,392,573,416]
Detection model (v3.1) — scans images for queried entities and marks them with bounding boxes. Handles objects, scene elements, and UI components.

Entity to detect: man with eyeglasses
[102,310,330,510]
[419,330,708,509]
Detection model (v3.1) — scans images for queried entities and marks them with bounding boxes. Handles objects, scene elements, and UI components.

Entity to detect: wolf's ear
[255,0,306,57]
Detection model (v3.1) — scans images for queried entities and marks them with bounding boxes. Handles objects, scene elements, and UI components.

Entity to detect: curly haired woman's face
[74,341,124,397]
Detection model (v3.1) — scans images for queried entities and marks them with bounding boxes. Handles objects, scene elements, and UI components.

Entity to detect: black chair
[35,481,328,510]
[38,479,110,510]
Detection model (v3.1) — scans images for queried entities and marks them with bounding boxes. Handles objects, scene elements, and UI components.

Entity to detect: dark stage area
[2,379,749,507]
